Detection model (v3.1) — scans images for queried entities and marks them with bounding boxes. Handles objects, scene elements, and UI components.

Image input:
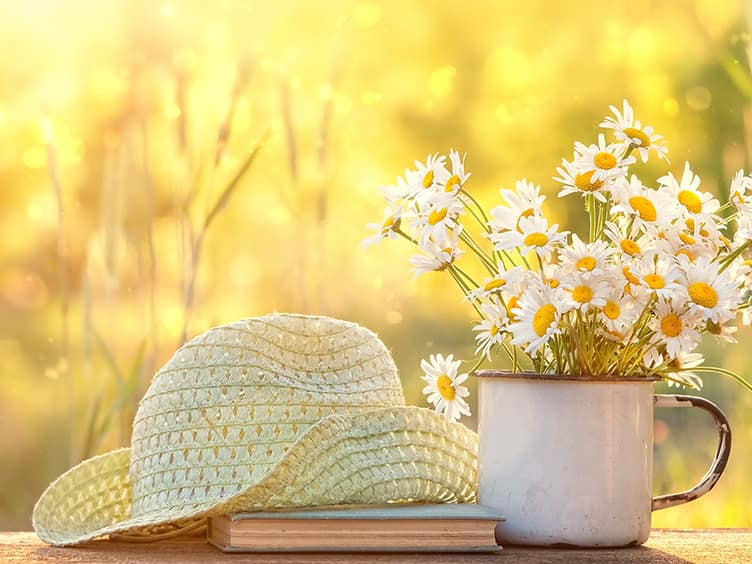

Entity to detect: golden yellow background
[1,0,751,529]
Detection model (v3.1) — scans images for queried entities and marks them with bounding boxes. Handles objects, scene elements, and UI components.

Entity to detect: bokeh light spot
[686,86,712,111]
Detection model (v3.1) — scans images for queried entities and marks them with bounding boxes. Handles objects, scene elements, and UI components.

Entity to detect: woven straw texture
[33,314,479,546]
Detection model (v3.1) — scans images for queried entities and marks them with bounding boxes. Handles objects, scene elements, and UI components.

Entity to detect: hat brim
[33,406,478,546]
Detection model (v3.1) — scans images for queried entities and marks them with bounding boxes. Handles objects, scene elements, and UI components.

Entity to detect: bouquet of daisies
[365,100,752,421]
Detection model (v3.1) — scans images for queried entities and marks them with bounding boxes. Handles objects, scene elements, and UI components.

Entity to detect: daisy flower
[610,175,677,230]
[408,153,449,196]
[729,169,752,212]
[680,257,738,323]
[657,162,719,218]
[413,191,464,244]
[683,215,727,250]
[598,288,639,340]
[554,158,610,202]
[508,286,565,355]
[542,261,565,289]
[362,203,403,248]
[488,179,546,233]
[409,228,464,277]
[603,220,655,260]
[599,99,669,162]
[664,352,704,389]
[734,209,752,245]
[632,253,683,300]
[466,264,526,302]
[573,133,635,183]
[443,149,471,194]
[378,174,411,204]
[730,256,752,288]
[473,298,509,359]
[704,318,738,343]
[655,218,724,263]
[420,353,471,422]
[561,272,611,313]
[559,234,614,276]
[649,298,701,359]
[490,215,569,261]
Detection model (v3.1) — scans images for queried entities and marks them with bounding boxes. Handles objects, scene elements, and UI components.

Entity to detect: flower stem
[693,366,752,392]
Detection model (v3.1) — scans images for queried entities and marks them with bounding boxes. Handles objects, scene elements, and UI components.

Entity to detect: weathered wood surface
[2,530,751,563]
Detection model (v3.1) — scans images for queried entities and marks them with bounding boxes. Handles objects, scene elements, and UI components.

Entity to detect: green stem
[459,230,497,274]
[395,227,419,246]
[460,188,490,225]
[448,266,483,318]
[461,197,492,234]
[466,355,487,375]
[453,265,480,289]
[719,240,749,273]
[693,366,752,392]
[587,194,595,243]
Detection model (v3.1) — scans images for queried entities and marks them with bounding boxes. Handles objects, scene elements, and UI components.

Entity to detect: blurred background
[1,0,752,530]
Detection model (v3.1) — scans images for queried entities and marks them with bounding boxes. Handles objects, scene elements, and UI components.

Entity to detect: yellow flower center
[624,127,651,147]
[484,278,506,292]
[515,208,535,232]
[572,285,594,304]
[623,266,640,286]
[676,249,696,262]
[381,215,402,235]
[506,295,520,320]
[574,170,604,192]
[688,282,718,309]
[629,196,657,222]
[660,314,683,338]
[524,232,549,248]
[621,239,641,257]
[489,324,500,336]
[684,218,709,237]
[644,274,665,290]
[436,374,456,400]
[445,174,461,192]
[603,301,621,320]
[678,190,702,214]
[532,303,557,337]
[594,151,617,170]
[547,278,560,288]
[422,169,434,188]
[679,232,696,246]
[428,208,447,225]
[744,260,752,268]
[576,256,597,272]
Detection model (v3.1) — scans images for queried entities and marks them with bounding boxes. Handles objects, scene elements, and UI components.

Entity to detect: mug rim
[473,369,661,383]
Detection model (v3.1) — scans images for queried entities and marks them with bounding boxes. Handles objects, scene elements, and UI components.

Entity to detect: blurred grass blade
[127,339,147,388]
[94,330,124,384]
[203,130,269,232]
[721,55,752,100]
[80,393,102,460]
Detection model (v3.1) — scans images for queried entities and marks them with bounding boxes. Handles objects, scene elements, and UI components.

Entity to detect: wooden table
[2,530,750,563]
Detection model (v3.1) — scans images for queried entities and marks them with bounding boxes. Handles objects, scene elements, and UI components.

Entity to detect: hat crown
[129,314,403,517]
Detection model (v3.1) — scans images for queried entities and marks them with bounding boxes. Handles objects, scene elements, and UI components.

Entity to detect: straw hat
[33,314,478,546]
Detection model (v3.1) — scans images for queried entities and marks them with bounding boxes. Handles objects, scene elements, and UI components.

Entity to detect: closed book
[208,503,503,553]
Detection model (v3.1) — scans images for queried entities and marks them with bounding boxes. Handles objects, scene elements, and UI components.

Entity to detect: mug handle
[652,394,732,511]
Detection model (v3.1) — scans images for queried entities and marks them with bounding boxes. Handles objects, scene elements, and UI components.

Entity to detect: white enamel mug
[475,371,731,547]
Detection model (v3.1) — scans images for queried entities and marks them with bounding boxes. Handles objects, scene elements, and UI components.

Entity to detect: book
[207,503,504,553]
